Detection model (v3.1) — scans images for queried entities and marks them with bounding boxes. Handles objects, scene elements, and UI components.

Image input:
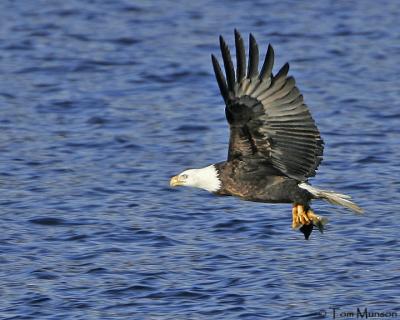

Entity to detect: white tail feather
[299,183,364,214]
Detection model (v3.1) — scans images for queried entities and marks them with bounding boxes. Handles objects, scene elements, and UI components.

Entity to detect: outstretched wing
[211,30,324,181]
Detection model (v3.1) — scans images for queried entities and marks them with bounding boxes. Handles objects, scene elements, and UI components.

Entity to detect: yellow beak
[170,175,183,187]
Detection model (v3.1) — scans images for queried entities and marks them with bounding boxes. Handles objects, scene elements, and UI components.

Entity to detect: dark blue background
[0,1,399,319]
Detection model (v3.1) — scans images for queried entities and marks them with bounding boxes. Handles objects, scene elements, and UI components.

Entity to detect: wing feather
[274,63,290,81]
[268,88,301,106]
[261,77,296,103]
[259,44,274,80]
[234,29,246,82]
[247,34,259,78]
[219,36,236,92]
[211,54,229,102]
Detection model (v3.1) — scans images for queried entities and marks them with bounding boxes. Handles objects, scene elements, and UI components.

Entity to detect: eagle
[170,30,363,239]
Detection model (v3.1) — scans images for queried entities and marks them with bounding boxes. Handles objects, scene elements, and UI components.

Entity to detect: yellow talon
[291,204,327,231]
[292,204,302,229]
[297,204,311,225]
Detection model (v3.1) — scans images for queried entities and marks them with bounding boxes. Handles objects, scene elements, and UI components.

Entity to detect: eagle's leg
[292,204,311,228]
[292,204,327,239]
[293,204,312,240]
[297,204,311,225]
[291,204,302,229]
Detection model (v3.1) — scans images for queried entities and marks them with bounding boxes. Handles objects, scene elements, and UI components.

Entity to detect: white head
[170,165,221,193]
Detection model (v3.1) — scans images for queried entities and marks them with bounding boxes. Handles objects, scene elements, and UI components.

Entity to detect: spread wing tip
[247,33,259,78]
[219,35,235,91]
[260,44,274,80]
[211,54,229,102]
[213,31,325,180]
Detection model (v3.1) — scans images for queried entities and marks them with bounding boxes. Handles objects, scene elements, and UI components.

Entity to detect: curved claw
[292,204,328,236]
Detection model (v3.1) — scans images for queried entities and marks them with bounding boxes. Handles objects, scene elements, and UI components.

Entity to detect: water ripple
[0,0,399,319]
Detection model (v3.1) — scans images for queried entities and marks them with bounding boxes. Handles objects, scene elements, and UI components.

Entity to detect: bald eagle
[170,30,363,239]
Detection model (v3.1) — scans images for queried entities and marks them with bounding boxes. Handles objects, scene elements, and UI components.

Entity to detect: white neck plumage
[181,165,221,192]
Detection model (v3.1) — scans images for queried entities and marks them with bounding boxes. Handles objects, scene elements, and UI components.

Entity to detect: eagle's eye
[181,174,188,179]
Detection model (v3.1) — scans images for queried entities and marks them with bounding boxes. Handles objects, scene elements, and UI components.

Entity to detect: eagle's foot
[292,204,328,236]
[291,204,311,229]
[292,204,303,229]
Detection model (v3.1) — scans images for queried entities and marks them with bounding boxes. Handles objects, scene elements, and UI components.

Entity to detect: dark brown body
[214,160,312,205]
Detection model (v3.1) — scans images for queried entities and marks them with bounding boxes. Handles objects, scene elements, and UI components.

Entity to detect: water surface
[0,1,399,319]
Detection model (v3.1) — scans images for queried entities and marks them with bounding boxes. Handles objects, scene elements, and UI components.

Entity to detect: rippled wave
[0,0,399,319]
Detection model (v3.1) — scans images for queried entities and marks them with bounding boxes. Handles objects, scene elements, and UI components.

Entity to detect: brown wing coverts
[211,30,324,181]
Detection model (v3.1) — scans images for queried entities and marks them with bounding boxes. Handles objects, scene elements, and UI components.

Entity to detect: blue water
[1,1,399,319]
